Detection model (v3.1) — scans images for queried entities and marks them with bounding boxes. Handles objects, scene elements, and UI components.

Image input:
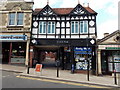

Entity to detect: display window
[74,47,92,70]
[11,42,26,64]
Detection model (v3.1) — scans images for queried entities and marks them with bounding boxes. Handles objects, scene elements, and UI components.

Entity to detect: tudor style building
[31,3,97,74]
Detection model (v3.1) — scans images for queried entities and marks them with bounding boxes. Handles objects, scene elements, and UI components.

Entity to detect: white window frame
[71,21,79,34]
[8,12,24,26]
[80,21,88,34]
[39,21,46,34]
[47,22,55,34]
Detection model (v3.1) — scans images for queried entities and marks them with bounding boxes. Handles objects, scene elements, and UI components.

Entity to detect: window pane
[80,21,83,33]
[39,22,42,33]
[71,22,74,33]
[52,22,55,33]
[43,22,46,33]
[75,22,78,33]
[48,22,51,33]
[17,13,23,25]
[84,21,88,33]
[9,13,15,25]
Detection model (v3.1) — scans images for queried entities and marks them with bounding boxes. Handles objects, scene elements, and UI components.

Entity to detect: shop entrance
[32,46,72,70]
[2,42,10,63]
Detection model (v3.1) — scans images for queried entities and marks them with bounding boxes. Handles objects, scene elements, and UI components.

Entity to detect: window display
[74,47,92,70]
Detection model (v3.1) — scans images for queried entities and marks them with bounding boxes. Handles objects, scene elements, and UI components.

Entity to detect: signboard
[35,64,42,72]
[74,47,92,54]
[0,35,27,41]
[99,45,120,50]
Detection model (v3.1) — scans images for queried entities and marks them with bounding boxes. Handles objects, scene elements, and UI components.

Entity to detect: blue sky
[30,0,119,39]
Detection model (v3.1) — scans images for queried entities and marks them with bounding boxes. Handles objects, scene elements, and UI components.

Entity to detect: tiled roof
[33,7,97,15]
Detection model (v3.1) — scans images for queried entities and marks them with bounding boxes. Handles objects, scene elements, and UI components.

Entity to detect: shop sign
[0,35,27,41]
[74,47,92,51]
[74,47,92,54]
[99,45,120,50]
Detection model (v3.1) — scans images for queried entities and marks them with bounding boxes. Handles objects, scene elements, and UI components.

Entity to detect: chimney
[104,33,109,37]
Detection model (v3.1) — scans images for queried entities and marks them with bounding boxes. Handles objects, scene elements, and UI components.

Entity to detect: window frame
[8,12,24,26]
[39,21,46,34]
[71,21,79,34]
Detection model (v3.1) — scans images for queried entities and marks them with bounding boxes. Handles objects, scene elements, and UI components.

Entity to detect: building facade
[0,0,33,65]
[97,30,120,75]
[31,3,97,74]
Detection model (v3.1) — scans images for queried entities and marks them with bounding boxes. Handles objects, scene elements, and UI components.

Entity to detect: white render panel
[92,16,95,19]
[32,35,37,38]
[40,17,43,20]
[62,22,65,27]
[47,35,55,38]
[71,35,79,38]
[80,35,88,38]
[90,35,96,38]
[66,22,70,27]
[61,17,65,20]
[44,17,47,20]
[56,29,60,34]
[57,17,60,20]
[61,29,65,34]
[66,29,70,34]
[84,16,88,19]
[66,35,70,38]
[66,17,70,20]
[89,28,95,33]
[32,28,38,34]
[56,22,60,27]
[38,35,46,38]
[61,35,65,38]
[52,17,55,20]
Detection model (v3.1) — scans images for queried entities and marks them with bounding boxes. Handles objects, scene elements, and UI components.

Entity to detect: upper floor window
[39,21,55,34]
[71,21,88,34]
[9,12,24,26]
[71,21,79,34]
[39,22,46,34]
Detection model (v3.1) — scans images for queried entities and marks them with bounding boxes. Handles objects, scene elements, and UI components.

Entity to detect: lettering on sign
[57,40,69,44]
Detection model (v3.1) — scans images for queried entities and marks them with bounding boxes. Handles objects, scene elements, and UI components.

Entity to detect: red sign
[35,64,42,72]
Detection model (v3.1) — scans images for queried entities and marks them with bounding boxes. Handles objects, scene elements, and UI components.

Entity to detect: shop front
[97,30,120,75]
[30,38,96,74]
[98,45,120,75]
[1,35,27,64]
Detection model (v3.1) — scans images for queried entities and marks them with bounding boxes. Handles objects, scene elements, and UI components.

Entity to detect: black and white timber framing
[32,4,97,39]
[31,3,98,73]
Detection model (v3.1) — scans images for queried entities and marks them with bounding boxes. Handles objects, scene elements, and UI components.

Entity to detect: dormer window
[9,12,24,26]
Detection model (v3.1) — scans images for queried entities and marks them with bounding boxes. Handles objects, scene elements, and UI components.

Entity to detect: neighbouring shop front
[99,45,120,75]
[30,38,96,74]
[1,35,27,65]
[97,30,120,75]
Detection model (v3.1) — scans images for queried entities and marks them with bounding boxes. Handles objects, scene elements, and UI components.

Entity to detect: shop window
[11,42,26,63]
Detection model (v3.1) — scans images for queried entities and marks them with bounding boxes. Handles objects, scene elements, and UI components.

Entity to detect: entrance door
[2,42,10,63]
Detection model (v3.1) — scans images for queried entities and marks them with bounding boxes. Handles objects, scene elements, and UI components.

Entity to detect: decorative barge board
[31,3,97,74]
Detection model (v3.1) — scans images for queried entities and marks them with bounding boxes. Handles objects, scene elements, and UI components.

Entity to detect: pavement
[1,64,120,88]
